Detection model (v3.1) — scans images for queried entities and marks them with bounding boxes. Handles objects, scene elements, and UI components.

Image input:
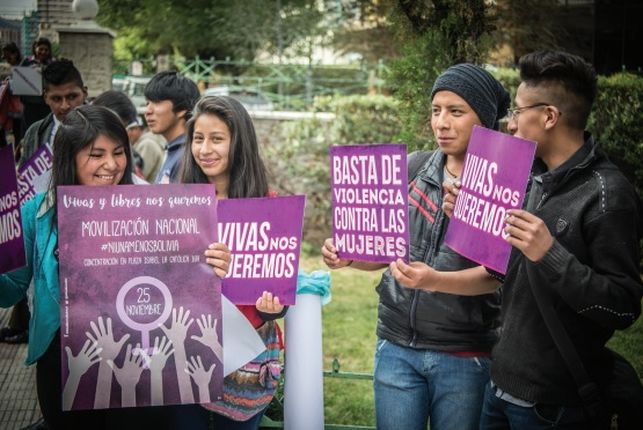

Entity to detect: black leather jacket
[375,150,501,351]
[492,136,643,405]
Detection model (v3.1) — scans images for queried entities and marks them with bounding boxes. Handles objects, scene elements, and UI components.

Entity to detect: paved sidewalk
[0,307,41,430]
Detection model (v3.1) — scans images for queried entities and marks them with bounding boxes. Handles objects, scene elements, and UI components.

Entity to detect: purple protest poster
[57,184,223,411]
[219,195,305,305]
[330,144,409,263]
[445,125,536,274]
[17,143,53,204]
[0,145,25,273]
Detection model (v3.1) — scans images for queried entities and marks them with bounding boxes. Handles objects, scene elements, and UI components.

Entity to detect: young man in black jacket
[392,51,643,429]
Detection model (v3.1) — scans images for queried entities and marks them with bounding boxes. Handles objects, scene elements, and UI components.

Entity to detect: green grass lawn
[608,310,643,374]
[298,254,643,427]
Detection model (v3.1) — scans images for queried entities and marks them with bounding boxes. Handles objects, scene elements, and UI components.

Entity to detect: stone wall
[58,29,113,97]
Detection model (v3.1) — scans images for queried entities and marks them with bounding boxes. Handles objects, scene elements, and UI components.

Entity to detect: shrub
[587,73,643,197]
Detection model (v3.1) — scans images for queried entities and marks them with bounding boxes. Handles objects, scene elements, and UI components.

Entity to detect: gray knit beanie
[430,64,510,130]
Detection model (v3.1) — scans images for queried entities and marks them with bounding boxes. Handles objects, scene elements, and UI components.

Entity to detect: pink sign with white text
[445,126,536,274]
[57,184,223,410]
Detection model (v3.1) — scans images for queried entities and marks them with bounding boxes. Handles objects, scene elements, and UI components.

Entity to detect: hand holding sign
[389,259,441,290]
[256,291,284,314]
[204,242,231,278]
[441,180,461,218]
[504,209,553,262]
[321,238,353,270]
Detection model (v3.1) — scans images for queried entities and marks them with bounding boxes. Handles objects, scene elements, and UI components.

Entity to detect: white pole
[283,293,324,430]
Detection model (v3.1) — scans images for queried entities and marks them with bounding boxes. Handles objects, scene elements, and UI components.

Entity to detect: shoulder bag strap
[529,279,601,410]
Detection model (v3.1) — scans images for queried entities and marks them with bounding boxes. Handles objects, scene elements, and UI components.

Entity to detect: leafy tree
[329,0,399,65]
[97,0,323,61]
[385,0,494,149]
[492,0,569,64]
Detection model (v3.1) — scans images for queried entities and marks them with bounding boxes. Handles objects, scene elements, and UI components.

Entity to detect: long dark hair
[51,105,134,208]
[180,96,269,198]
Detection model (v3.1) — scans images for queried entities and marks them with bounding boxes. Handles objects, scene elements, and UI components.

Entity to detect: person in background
[20,37,55,129]
[20,58,87,164]
[143,70,200,184]
[127,115,166,182]
[92,90,146,181]
[1,42,24,150]
[322,64,510,430]
[2,42,21,66]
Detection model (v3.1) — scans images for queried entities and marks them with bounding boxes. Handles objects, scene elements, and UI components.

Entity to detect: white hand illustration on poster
[191,314,222,361]
[62,339,102,410]
[86,316,130,409]
[148,335,175,406]
[185,355,216,403]
[160,306,195,403]
[108,343,145,407]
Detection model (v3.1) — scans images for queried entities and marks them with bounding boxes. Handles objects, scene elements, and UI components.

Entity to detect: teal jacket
[0,193,59,365]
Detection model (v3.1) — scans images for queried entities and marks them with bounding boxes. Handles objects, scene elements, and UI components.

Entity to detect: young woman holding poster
[0,104,231,430]
[177,95,287,430]
[322,64,510,430]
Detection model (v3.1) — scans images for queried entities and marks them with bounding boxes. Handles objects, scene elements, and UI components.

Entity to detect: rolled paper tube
[284,293,324,430]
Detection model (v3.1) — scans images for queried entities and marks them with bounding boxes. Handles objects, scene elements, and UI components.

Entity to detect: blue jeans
[479,382,606,430]
[373,338,490,430]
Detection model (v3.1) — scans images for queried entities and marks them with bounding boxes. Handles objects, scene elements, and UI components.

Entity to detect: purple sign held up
[18,144,53,204]
[445,126,536,274]
[0,145,25,273]
[57,184,223,411]
[330,144,409,263]
[219,195,305,305]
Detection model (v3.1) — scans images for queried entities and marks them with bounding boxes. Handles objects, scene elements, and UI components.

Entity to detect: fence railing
[114,56,388,111]
[258,357,376,430]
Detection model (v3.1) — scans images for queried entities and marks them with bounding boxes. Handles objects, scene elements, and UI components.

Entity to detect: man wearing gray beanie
[321,64,510,430]
[431,63,510,131]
